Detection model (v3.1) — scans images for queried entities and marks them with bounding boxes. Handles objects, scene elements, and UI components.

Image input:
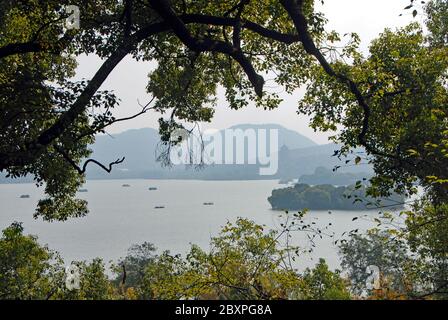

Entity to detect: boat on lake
[154,206,165,209]
[203,202,214,206]
[19,194,30,198]
[122,184,131,187]
[148,187,157,191]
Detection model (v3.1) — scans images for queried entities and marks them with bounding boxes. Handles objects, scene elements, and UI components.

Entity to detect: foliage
[299,22,448,200]
[128,218,300,299]
[56,258,116,300]
[0,220,351,300]
[403,200,448,298]
[111,242,157,297]
[339,200,448,300]
[0,0,331,220]
[338,230,414,296]
[1,0,446,221]
[0,222,117,300]
[299,258,350,300]
[0,222,64,299]
[1,0,447,301]
[0,0,120,220]
[114,218,350,300]
[4,215,448,300]
[426,0,448,47]
[293,1,448,292]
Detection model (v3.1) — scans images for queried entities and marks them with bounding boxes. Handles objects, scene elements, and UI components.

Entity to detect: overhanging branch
[279,0,401,162]
[54,145,125,174]
[149,0,264,97]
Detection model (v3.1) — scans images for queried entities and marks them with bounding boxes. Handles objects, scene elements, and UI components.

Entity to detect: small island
[268,183,404,210]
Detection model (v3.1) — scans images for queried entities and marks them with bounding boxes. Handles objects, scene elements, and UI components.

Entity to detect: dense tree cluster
[0,220,351,300]
[268,183,404,210]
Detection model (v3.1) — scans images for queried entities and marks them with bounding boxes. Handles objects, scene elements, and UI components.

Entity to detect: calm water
[0,179,381,270]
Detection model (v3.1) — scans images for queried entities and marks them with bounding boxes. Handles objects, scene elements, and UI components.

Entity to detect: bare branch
[76,96,156,141]
[54,145,125,174]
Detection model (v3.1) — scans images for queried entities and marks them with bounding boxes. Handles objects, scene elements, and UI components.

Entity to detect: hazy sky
[74,0,417,144]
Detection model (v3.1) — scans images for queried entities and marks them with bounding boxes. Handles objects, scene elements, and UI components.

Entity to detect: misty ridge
[84,124,373,181]
[1,124,373,183]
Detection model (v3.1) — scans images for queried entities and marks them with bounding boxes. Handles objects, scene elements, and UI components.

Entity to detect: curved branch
[80,157,126,174]
[0,22,167,170]
[279,0,404,163]
[76,96,156,142]
[181,14,300,44]
[54,145,125,174]
[0,10,299,170]
[149,0,264,97]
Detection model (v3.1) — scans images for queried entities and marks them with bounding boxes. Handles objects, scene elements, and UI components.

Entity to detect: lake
[0,179,382,271]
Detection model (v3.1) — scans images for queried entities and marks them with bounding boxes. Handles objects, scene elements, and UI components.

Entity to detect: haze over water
[0,179,380,270]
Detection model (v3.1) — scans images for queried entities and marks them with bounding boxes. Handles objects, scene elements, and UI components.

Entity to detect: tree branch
[0,22,167,170]
[0,10,299,170]
[54,145,125,174]
[76,96,156,142]
[149,0,264,97]
[180,14,300,44]
[279,0,405,163]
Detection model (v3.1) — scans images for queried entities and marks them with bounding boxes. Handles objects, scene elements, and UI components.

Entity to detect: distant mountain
[1,124,374,182]
[85,128,160,179]
[229,124,317,149]
[299,166,373,186]
[276,143,373,179]
[86,124,321,179]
